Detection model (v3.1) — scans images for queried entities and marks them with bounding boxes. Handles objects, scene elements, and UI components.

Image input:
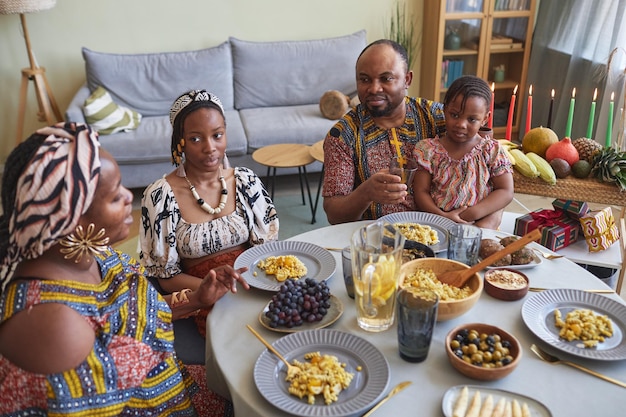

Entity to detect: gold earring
[60,223,110,263]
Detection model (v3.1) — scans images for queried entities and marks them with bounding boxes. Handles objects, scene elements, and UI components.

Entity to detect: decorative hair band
[169,89,225,126]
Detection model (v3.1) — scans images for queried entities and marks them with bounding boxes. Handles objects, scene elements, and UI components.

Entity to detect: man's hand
[366,170,408,205]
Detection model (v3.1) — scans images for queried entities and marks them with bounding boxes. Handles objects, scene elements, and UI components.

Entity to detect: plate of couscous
[235,240,336,291]
[379,212,456,253]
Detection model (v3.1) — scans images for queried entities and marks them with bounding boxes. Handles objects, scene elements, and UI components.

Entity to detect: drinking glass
[396,287,439,362]
[351,221,405,332]
[341,246,355,299]
[389,156,419,186]
[447,224,482,266]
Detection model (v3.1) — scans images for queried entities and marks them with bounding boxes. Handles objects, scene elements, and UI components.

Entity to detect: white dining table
[206,220,626,417]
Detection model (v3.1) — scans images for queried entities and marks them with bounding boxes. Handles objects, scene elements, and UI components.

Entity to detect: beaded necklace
[184,168,228,214]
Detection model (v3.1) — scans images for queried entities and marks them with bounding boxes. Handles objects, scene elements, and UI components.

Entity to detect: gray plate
[379,212,456,253]
[442,385,552,417]
[253,329,389,417]
[522,289,626,360]
[258,295,344,333]
[235,241,336,291]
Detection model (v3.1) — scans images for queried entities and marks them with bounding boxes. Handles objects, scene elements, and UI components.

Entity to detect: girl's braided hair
[443,75,492,113]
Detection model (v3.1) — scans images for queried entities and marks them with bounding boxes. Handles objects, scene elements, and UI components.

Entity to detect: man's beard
[366,103,392,118]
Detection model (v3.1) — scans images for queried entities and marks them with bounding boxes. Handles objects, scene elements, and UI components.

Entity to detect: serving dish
[484,269,530,301]
[445,323,522,380]
[234,241,336,291]
[442,385,552,417]
[253,329,390,417]
[258,294,344,333]
[480,229,543,270]
[521,289,626,360]
[378,211,455,253]
[399,258,483,321]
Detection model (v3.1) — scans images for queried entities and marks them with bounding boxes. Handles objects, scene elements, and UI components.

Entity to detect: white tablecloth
[207,220,626,416]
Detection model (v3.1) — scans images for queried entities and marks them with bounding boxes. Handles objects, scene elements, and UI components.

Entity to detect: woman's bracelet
[171,288,200,318]
[171,288,192,308]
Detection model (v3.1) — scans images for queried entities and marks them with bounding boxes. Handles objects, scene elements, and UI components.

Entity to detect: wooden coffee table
[252,143,315,218]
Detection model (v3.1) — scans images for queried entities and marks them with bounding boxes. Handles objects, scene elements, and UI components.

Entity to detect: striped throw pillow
[83,86,142,135]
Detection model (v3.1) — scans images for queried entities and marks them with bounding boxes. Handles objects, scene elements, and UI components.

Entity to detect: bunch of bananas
[497,139,556,185]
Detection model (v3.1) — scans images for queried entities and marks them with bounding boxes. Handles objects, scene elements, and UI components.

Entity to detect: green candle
[565,88,576,138]
[606,92,614,147]
[586,88,597,139]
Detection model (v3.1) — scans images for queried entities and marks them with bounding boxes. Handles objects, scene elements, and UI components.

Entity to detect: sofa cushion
[240,105,337,149]
[230,30,366,109]
[82,43,234,117]
[84,86,142,135]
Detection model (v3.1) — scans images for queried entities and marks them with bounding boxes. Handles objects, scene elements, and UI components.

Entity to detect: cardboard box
[580,207,620,252]
[551,199,590,220]
[514,209,579,251]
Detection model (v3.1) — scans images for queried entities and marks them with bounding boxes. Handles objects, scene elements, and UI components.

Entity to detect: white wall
[0,0,424,162]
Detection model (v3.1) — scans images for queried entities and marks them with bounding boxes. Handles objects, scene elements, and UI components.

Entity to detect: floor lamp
[0,0,62,145]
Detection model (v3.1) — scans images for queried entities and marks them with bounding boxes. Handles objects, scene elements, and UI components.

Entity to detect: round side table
[309,140,324,224]
[252,143,315,217]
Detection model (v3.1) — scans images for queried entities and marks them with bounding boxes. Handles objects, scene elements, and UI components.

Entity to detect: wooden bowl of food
[484,269,530,301]
[445,322,522,381]
[399,258,483,321]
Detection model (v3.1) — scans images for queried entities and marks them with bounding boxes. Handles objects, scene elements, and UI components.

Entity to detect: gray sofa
[65,31,367,189]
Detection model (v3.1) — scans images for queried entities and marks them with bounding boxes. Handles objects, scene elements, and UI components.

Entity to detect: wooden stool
[309,140,325,224]
[252,143,315,218]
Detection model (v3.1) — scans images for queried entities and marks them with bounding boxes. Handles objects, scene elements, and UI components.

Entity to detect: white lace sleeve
[138,177,183,278]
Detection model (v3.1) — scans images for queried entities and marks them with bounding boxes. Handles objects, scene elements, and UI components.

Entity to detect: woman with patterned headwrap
[0,123,248,416]
[138,90,279,336]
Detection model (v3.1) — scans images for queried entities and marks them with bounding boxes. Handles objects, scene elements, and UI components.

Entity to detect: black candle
[547,89,555,129]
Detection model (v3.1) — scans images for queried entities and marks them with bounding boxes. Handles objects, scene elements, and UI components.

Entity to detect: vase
[444,32,461,50]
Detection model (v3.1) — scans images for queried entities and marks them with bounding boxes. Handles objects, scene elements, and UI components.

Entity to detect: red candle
[525,84,532,134]
[505,85,518,141]
[488,82,495,129]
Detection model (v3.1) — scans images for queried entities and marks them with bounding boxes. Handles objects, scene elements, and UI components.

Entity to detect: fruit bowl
[445,323,522,381]
[399,258,483,321]
[484,269,529,301]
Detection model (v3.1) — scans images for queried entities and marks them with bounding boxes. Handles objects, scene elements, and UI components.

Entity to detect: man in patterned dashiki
[0,123,249,416]
[322,39,446,224]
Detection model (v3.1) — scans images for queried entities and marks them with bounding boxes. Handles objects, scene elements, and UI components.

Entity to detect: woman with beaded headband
[0,123,249,416]
[139,90,279,336]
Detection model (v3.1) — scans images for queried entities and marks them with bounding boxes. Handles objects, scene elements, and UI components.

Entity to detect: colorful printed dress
[0,249,198,417]
[413,136,513,211]
[323,97,446,220]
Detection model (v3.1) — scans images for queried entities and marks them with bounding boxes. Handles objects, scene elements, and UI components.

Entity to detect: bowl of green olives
[445,323,522,380]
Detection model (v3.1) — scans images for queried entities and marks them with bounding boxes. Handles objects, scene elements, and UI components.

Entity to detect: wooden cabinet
[420,0,537,140]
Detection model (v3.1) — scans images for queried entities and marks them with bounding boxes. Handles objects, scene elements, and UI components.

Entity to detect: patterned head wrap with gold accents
[1,123,101,269]
[169,89,226,165]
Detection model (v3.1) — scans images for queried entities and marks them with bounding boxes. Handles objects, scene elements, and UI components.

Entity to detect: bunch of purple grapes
[265,278,331,328]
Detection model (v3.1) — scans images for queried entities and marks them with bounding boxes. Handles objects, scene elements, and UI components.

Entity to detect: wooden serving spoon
[438,229,542,288]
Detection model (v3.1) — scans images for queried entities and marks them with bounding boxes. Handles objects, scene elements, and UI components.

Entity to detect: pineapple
[592,147,626,190]
[573,138,603,163]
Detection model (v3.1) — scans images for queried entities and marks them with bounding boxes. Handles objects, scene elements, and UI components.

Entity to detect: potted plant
[385,0,420,70]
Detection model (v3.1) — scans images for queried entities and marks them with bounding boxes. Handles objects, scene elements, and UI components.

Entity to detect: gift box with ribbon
[551,199,590,220]
[579,207,620,252]
[514,208,580,251]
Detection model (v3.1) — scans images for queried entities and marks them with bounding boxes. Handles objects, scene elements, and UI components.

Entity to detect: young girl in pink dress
[412,75,514,229]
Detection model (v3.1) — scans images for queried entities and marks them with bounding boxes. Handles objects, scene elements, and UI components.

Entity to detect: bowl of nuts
[484,269,529,301]
[445,323,522,380]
